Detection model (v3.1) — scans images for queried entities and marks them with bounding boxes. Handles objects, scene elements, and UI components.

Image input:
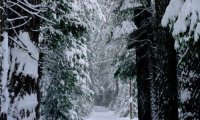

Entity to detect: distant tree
[114,0,151,119]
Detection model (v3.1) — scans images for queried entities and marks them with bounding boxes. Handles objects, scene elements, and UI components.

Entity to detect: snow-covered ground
[84,106,138,120]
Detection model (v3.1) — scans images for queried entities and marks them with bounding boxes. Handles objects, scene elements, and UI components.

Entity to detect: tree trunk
[0,0,2,40]
[152,0,179,119]
[0,0,41,119]
[133,8,152,120]
[115,78,119,96]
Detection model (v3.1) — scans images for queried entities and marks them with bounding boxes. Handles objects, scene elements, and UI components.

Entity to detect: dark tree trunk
[132,8,152,120]
[0,0,2,40]
[129,79,133,119]
[115,78,119,96]
[152,0,179,119]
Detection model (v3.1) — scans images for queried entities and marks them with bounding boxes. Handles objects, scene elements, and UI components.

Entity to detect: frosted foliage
[84,0,106,21]
[40,0,98,119]
[65,37,93,119]
[194,23,200,41]
[180,89,191,103]
[113,21,137,40]
[1,32,10,114]
[162,0,200,42]
[162,0,184,28]
[120,0,142,11]
[9,94,38,120]
[90,0,106,22]
[75,0,106,22]
[66,41,89,68]
[10,31,39,79]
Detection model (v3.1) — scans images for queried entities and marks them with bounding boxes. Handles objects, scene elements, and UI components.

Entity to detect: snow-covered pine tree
[0,0,44,119]
[162,0,200,119]
[40,0,95,119]
[41,45,76,120]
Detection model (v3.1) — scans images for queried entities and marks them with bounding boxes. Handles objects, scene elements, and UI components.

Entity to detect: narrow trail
[84,106,138,120]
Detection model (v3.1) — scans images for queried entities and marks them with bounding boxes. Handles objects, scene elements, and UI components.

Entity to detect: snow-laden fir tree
[162,0,200,119]
[40,0,104,119]
[0,0,47,119]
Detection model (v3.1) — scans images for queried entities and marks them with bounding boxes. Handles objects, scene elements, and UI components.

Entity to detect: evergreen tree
[40,0,94,119]
[0,0,42,119]
[152,0,178,119]
[162,0,200,119]
[42,47,76,120]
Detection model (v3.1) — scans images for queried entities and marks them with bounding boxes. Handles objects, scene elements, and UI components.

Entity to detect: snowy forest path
[84,106,138,120]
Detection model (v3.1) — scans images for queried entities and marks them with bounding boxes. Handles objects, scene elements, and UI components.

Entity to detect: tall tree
[162,0,200,119]
[152,0,179,119]
[0,0,42,119]
[40,0,99,119]
[132,6,152,120]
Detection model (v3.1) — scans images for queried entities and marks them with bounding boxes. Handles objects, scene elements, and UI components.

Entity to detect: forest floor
[84,106,138,120]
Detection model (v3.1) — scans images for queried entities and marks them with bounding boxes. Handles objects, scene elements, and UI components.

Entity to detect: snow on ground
[84,106,138,120]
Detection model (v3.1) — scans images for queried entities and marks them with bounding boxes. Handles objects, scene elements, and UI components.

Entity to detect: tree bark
[0,0,41,119]
[129,79,133,119]
[0,0,2,40]
[133,8,152,120]
[152,0,179,119]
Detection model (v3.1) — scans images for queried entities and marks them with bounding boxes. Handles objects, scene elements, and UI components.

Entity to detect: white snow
[162,0,200,42]
[120,0,142,11]
[77,0,106,22]
[1,32,10,114]
[9,93,38,120]
[90,0,106,22]
[162,0,184,28]
[15,93,38,111]
[113,21,137,40]
[129,97,133,103]
[10,31,39,79]
[84,106,138,120]
[180,89,191,103]
[194,23,200,41]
